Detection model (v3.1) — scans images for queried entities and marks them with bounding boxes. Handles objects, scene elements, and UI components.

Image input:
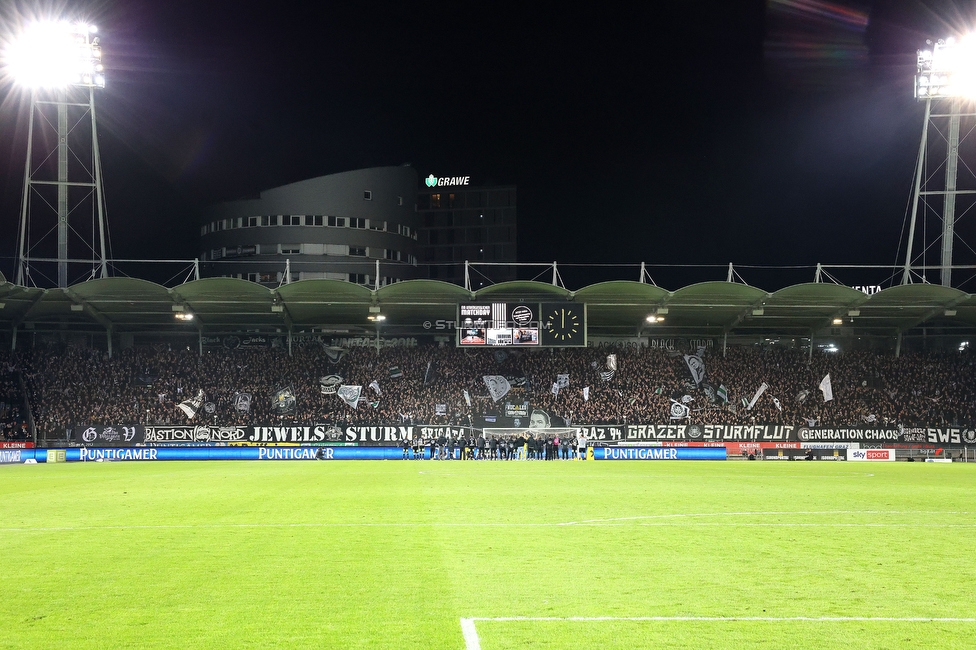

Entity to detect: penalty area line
[459,616,976,650]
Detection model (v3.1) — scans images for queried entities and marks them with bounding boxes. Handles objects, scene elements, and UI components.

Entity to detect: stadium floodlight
[9,18,110,289]
[5,21,105,89]
[903,34,976,288]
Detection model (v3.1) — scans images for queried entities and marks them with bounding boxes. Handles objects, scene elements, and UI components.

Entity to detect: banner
[233,392,252,413]
[683,354,705,385]
[67,424,976,447]
[819,374,833,402]
[847,448,896,461]
[176,390,205,419]
[504,401,529,418]
[556,374,570,389]
[597,447,726,461]
[746,382,768,410]
[337,385,362,409]
[273,385,297,414]
[319,375,343,395]
[483,375,511,402]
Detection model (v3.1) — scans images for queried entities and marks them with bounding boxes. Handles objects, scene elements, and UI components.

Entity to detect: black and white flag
[203,402,216,415]
[463,390,472,407]
[772,396,782,411]
[600,369,615,382]
[368,380,381,396]
[683,354,706,385]
[324,347,347,364]
[423,360,437,385]
[606,354,617,371]
[176,389,205,419]
[319,375,343,395]
[273,385,297,415]
[819,374,833,402]
[337,385,362,409]
[389,366,403,379]
[556,373,570,389]
[232,392,252,413]
[583,386,590,401]
[669,399,690,420]
[551,382,560,397]
[483,375,511,402]
[746,382,769,411]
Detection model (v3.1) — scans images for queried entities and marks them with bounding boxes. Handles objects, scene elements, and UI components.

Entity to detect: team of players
[400,432,589,460]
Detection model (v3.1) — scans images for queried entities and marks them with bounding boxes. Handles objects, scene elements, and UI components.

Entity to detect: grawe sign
[425,174,470,187]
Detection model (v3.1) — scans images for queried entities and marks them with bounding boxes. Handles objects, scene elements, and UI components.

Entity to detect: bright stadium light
[916,34,976,100]
[4,20,104,88]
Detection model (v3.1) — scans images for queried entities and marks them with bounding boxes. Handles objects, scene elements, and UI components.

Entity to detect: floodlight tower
[903,36,976,287]
[7,21,108,288]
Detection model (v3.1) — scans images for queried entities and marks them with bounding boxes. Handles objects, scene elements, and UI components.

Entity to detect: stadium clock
[542,304,584,346]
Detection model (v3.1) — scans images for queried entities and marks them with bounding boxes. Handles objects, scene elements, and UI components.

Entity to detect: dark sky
[1,0,974,289]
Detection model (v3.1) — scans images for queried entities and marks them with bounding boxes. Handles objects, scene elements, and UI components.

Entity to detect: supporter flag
[389,366,403,378]
[600,369,615,382]
[337,385,362,409]
[203,402,216,415]
[772,396,782,411]
[368,380,381,395]
[862,413,877,423]
[796,389,810,404]
[493,350,509,364]
[319,375,342,395]
[583,386,590,401]
[463,390,472,407]
[435,403,447,416]
[669,399,690,420]
[176,389,205,419]
[369,400,380,409]
[819,374,833,402]
[655,387,664,395]
[273,385,297,415]
[606,354,618,371]
[232,392,252,413]
[717,384,728,403]
[681,394,694,404]
[483,375,511,402]
[423,360,437,385]
[556,373,570,389]
[746,382,769,411]
[683,354,706,385]
[701,382,718,404]
[324,347,347,364]
[551,382,560,397]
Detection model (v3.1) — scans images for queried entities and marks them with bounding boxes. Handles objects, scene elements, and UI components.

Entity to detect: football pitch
[1,459,974,649]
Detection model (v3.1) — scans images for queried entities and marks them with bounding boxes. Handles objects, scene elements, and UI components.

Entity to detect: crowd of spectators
[0,351,29,441]
[9,340,976,436]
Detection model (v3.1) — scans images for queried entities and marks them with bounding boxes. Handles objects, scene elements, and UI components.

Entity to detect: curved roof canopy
[2,275,975,339]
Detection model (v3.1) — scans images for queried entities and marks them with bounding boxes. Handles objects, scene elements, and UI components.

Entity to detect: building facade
[416,177,517,286]
[200,166,420,286]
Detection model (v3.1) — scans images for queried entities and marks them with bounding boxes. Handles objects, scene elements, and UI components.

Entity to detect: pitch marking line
[2,510,974,533]
[459,616,976,650]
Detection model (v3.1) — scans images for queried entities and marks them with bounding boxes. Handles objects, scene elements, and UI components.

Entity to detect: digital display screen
[458,303,540,347]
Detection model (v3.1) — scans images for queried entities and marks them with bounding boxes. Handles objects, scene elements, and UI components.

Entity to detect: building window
[369,220,386,231]
[430,193,441,208]
[397,196,403,206]
[328,216,347,227]
[363,190,372,201]
[280,244,301,255]
[349,246,367,257]
[350,217,366,229]
[350,273,370,284]
[201,225,208,236]
[313,215,323,226]
[385,249,401,261]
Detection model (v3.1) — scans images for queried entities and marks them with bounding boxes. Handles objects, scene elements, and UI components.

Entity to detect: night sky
[0,0,972,289]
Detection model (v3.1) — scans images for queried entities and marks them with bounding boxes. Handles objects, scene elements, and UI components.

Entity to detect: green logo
[425,174,438,187]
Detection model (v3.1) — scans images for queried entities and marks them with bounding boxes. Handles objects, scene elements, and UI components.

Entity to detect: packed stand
[17,340,976,436]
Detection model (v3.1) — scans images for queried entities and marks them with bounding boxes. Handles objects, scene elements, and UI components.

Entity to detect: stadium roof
[2,272,976,339]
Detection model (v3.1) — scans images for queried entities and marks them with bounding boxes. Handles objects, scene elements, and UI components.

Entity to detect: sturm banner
[69,424,976,446]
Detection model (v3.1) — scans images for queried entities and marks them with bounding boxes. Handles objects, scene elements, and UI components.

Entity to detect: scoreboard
[457,302,586,348]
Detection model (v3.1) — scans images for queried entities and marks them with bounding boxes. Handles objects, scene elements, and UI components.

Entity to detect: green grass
[1,459,974,648]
